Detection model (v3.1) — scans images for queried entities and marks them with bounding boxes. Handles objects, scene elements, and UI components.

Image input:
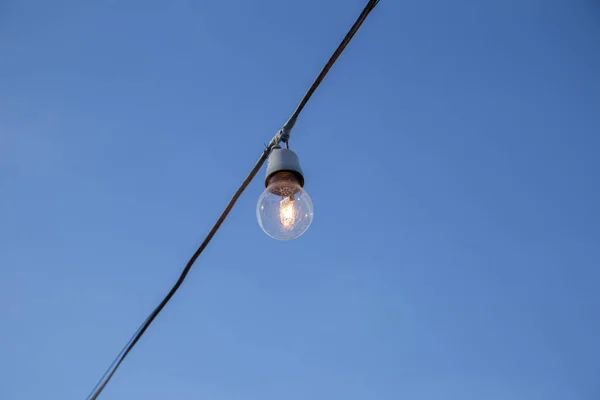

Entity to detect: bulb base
[265,148,305,187]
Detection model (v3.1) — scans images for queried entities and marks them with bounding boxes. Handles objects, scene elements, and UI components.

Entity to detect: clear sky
[1,0,599,399]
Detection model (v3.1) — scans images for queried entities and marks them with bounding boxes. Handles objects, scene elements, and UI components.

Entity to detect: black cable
[281,0,380,136]
[85,152,269,400]
[85,1,380,398]
[85,322,146,398]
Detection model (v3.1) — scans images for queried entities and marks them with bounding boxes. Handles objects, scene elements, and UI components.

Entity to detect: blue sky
[1,0,599,399]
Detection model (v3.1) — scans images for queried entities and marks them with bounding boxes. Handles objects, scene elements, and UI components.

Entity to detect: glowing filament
[280,196,295,227]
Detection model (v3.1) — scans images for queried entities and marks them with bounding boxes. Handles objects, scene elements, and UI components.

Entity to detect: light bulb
[256,172,314,240]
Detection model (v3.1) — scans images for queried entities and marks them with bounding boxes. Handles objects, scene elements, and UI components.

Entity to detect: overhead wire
[85,151,269,400]
[85,1,380,398]
[273,0,380,145]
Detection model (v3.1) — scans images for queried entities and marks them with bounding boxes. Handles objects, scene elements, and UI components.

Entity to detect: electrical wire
[85,1,380,398]
[85,321,146,398]
[85,152,269,400]
[275,0,380,144]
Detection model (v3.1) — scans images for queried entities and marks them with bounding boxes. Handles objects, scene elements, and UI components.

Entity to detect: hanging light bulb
[257,147,314,240]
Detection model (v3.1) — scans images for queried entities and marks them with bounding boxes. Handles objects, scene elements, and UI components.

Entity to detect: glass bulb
[256,172,314,240]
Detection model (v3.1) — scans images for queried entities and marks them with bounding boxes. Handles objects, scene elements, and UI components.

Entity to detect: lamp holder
[265,147,305,188]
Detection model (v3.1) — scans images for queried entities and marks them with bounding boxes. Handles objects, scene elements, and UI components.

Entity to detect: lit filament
[280,196,295,227]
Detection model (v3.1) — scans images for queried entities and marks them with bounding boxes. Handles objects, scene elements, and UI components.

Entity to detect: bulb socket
[265,148,305,187]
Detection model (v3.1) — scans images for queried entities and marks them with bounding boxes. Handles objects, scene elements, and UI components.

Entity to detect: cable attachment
[267,115,297,150]
[278,125,291,144]
[280,115,297,144]
[266,130,282,150]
